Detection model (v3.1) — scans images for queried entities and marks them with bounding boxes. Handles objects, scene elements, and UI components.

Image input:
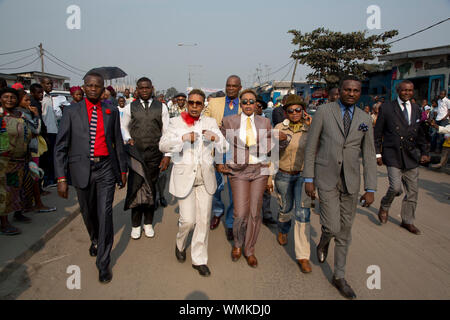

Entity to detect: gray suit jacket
[302,102,377,194]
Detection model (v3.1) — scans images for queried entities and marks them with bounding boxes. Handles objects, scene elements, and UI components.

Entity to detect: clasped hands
[182,130,218,144]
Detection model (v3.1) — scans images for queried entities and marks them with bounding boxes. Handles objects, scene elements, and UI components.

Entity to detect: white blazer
[159,115,229,198]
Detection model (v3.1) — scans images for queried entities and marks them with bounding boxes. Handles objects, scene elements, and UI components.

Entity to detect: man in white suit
[159,89,228,277]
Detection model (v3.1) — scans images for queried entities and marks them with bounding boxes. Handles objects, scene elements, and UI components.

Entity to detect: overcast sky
[0,0,449,92]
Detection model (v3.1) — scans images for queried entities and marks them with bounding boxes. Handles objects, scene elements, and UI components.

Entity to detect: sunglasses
[287,107,303,114]
[188,100,203,106]
[241,99,256,105]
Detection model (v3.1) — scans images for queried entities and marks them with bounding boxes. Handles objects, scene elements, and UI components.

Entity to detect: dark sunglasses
[188,100,203,106]
[287,107,303,114]
[241,99,256,105]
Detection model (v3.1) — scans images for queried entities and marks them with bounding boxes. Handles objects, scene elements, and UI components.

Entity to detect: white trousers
[176,184,212,266]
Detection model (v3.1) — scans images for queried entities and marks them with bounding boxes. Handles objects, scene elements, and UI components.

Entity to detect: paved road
[1,166,449,300]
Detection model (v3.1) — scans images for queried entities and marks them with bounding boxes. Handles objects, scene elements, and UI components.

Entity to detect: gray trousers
[380,166,418,224]
[318,176,358,279]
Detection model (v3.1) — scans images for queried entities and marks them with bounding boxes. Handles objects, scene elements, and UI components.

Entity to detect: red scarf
[181,111,199,127]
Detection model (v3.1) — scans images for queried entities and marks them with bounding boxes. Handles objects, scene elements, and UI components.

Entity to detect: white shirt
[120,99,171,156]
[397,97,412,125]
[41,92,59,134]
[436,96,450,121]
[239,113,262,164]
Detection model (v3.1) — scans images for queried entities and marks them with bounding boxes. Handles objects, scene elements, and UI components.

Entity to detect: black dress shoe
[13,212,32,223]
[332,277,357,299]
[159,197,168,208]
[317,235,331,263]
[99,268,112,283]
[89,243,98,257]
[262,217,277,226]
[226,228,234,241]
[175,245,186,262]
[192,264,211,277]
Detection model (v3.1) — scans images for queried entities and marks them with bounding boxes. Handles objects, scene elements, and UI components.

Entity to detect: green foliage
[288,28,398,87]
[165,87,178,99]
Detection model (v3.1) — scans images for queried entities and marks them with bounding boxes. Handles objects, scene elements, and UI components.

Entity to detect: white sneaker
[131,226,141,239]
[143,224,155,238]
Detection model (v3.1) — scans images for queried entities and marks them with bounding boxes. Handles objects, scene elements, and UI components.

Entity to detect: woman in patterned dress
[0,87,33,235]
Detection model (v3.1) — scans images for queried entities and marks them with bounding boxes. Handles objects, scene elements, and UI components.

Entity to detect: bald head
[225,75,242,100]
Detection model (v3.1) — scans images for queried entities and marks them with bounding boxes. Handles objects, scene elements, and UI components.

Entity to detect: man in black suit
[55,72,127,283]
[374,80,430,235]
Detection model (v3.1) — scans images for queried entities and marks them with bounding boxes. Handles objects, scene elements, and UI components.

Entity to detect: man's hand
[278,131,288,141]
[377,158,383,166]
[57,181,68,199]
[360,192,374,207]
[119,173,127,189]
[159,156,171,172]
[266,182,274,193]
[182,132,198,144]
[215,164,232,175]
[420,155,430,164]
[305,182,316,200]
[127,138,135,146]
[202,130,218,142]
[28,105,39,117]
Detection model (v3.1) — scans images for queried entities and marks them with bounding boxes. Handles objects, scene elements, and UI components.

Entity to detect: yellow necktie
[246,117,256,146]
[229,101,234,110]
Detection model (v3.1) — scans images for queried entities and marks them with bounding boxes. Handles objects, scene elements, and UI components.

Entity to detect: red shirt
[85,98,109,157]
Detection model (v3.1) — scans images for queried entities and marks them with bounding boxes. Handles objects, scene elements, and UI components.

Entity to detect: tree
[165,87,178,99]
[288,28,398,88]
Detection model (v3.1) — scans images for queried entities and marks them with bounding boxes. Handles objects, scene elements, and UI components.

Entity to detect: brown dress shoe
[277,232,288,246]
[210,215,222,230]
[245,255,258,268]
[231,247,241,261]
[378,208,389,224]
[297,259,312,273]
[400,222,422,235]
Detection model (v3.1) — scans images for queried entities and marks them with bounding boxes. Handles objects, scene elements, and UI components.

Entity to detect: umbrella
[84,67,127,80]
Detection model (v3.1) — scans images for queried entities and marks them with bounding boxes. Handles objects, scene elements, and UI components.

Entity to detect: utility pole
[289,59,298,93]
[39,43,44,73]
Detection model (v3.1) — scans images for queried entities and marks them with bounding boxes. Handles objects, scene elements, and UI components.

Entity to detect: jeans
[274,171,310,234]
[212,171,234,228]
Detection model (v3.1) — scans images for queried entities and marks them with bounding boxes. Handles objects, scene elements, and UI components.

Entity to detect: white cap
[424,106,431,111]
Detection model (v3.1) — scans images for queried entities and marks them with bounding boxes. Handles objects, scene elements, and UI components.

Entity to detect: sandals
[0,225,21,235]
[37,206,57,213]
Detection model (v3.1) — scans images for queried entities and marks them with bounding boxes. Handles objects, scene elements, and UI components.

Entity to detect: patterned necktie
[229,100,234,110]
[246,117,256,146]
[402,102,409,124]
[343,107,351,137]
[89,106,98,160]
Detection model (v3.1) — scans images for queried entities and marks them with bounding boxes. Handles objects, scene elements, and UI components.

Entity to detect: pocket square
[416,119,420,123]
[358,123,369,132]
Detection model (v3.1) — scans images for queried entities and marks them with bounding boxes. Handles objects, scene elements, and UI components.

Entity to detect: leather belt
[91,156,109,163]
[279,168,301,175]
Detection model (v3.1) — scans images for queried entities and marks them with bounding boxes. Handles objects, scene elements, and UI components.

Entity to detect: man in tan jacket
[203,75,241,240]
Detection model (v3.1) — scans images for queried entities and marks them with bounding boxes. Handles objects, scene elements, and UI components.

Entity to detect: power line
[267,61,293,77]
[43,53,84,77]
[0,47,37,56]
[43,49,87,73]
[0,56,40,70]
[280,61,296,81]
[388,17,450,45]
[0,52,38,67]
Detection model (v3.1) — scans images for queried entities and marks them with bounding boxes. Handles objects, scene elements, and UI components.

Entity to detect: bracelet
[57,178,67,183]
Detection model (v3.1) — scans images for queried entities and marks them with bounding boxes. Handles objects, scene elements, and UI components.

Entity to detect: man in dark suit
[374,80,430,235]
[55,72,127,283]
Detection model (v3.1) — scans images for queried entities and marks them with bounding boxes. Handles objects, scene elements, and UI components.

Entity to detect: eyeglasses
[287,107,303,114]
[187,100,203,106]
[241,99,256,105]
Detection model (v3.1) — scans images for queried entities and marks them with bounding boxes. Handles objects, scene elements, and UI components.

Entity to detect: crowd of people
[0,72,449,299]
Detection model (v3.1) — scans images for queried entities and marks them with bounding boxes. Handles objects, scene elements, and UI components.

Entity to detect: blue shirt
[223,96,239,118]
[304,100,374,192]
[338,99,355,120]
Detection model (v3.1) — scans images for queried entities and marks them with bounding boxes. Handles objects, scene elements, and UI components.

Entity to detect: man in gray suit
[303,76,377,299]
